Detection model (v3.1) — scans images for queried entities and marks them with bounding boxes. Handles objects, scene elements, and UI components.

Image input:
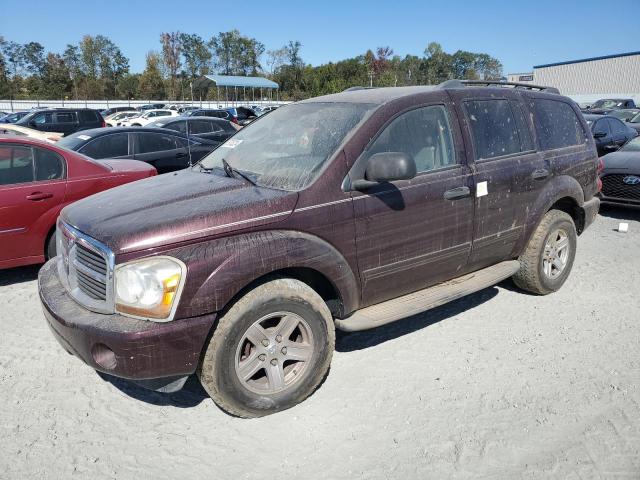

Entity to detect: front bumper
[39,259,216,387]
[597,192,640,208]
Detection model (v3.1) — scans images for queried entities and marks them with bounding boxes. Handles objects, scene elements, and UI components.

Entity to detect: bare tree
[160,32,182,100]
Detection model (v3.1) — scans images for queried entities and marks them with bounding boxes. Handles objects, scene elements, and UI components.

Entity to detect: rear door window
[136,133,178,153]
[532,99,586,150]
[164,121,187,133]
[190,120,214,134]
[54,112,76,123]
[0,145,35,185]
[80,134,129,158]
[464,99,526,160]
[34,147,65,181]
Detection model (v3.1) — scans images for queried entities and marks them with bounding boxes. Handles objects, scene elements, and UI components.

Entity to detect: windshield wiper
[221,158,256,186]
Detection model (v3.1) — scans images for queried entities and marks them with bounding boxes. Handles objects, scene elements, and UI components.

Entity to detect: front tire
[513,210,577,295]
[197,278,335,418]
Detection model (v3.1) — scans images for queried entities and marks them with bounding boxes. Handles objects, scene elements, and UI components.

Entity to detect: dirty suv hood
[61,168,298,254]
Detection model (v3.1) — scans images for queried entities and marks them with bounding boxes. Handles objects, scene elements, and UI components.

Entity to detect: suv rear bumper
[38,259,216,389]
[582,196,600,230]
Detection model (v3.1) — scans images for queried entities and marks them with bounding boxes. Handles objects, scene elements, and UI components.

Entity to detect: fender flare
[170,230,360,319]
[516,175,585,253]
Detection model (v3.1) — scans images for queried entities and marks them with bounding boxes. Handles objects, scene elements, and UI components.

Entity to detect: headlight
[114,257,186,322]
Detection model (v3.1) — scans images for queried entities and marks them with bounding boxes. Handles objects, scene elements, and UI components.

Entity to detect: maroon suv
[39,81,600,417]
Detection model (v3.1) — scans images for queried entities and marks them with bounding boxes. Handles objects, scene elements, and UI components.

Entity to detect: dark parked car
[56,127,218,173]
[39,81,600,418]
[100,106,136,117]
[0,111,29,124]
[582,98,637,115]
[626,112,640,134]
[607,108,640,122]
[137,103,166,111]
[184,108,237,124]
[15,108,105,136]
[0,136,156,270]
[147,116,237,144]
[598,136,640,207]
[226,106,258,126]
[583,114,638,156]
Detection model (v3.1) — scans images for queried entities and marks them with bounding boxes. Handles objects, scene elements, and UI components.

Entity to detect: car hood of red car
[60,168,299,255]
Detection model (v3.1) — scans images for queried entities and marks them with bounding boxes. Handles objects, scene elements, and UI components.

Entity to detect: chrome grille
[56,221,115,314]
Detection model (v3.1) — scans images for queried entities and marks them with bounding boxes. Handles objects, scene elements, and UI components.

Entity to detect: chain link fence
[0,98,289,113]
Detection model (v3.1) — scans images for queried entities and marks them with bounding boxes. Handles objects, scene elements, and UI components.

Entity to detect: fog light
[91,343,117,370]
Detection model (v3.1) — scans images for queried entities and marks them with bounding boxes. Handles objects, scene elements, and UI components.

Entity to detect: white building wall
[533,53,640,103]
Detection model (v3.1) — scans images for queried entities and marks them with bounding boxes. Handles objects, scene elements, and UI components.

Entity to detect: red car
[0,136,156,269]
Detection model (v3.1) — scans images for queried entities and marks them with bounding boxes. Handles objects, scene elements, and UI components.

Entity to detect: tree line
[0,32,503,102]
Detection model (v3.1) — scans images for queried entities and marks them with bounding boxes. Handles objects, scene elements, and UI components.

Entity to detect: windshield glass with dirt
[197,102,374,190]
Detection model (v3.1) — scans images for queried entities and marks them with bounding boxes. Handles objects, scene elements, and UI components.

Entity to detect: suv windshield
[197,102,373,190]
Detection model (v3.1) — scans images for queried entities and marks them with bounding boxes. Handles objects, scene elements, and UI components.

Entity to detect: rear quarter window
[78,110,99,122]
[532,99,587,150]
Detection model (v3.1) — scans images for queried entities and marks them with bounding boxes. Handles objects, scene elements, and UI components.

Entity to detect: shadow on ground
[98,372,209,408]
[98,285,502,408]
[0,265,41,287]
[599,205,640,222]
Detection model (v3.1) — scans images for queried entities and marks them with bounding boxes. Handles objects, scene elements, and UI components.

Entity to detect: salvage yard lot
[1,207,639,479]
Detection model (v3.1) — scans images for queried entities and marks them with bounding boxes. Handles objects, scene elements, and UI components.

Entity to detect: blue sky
[2,0,639,75]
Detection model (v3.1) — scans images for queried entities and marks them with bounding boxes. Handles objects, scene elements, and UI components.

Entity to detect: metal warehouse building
[508,51,640,104]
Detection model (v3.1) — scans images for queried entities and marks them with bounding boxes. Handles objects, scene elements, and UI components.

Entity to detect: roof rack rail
[343,86,377,92]
[438,79,560,94]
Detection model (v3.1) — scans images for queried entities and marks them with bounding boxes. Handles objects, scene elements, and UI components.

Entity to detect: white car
[105,111,141,127]
[120,109,178,127]
[0,123,63,143]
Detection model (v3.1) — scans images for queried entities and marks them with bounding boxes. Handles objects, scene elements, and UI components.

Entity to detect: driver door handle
[26,192,53,201]
[443,186,471,200]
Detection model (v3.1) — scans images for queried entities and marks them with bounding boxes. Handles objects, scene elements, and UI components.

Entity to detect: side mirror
[352,152,416,190]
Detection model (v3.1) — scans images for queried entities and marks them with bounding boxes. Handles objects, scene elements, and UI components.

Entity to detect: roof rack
[438,79,560,94]
[343,86,377,92]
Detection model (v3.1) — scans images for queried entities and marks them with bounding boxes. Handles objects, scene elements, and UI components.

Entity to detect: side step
[335,260,520,332]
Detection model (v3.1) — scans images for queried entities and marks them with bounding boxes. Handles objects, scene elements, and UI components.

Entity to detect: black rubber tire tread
[197,278,335,418]
[45,231,57,260]
[513,209,577,295]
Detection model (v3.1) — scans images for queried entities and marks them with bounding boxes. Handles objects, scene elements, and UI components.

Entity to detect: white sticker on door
[476,181,488,197]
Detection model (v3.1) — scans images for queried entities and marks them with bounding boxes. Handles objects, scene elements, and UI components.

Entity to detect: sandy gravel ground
[1,206,639,479]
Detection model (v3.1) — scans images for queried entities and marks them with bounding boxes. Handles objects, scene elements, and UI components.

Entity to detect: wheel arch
[516,175,585,254]
[171,230,360,320]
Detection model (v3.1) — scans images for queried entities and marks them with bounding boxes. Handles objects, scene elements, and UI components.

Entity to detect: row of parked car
[577,98,640,208]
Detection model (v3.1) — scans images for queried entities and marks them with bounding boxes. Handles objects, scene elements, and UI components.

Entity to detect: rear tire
[513,210,577,295]
[197,278,335,418]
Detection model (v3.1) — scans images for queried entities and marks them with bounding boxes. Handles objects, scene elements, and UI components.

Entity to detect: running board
[335,260,520,332]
